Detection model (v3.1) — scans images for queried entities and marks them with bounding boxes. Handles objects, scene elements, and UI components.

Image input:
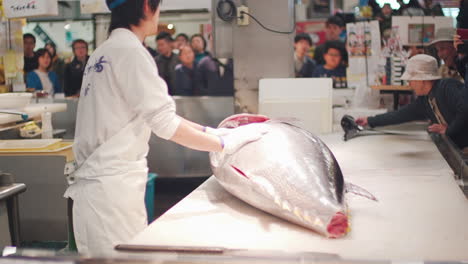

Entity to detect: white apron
[64,120,149,255]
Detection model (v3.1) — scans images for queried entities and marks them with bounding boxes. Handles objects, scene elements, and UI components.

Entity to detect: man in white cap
[356,54,468,150]
[428,27,463,81]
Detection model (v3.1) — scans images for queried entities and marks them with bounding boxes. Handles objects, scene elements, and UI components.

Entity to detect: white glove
[204,126,232,136]
[220,124,268,154]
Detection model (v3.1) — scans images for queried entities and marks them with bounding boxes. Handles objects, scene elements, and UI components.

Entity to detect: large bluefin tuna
[210,114,351,238]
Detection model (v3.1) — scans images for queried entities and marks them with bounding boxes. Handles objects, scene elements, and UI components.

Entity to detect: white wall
[145,12,211,51]
[160,0,211,10]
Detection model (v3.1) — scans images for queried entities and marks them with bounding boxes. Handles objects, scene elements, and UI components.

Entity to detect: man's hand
[454,35,463,51]
[428,124,447,134]
[355,117,368,126]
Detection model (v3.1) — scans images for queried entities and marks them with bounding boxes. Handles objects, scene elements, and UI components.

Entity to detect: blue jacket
[26,70,62,94]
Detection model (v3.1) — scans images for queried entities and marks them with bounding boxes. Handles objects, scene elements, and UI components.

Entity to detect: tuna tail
[345,182,378,202]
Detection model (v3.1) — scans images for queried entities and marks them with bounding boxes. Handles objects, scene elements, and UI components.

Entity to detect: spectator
[144,42,158,57]
[155,31,179,94]
[457,0,468,29]
[23,33,38,73]
[394,0,406,15]
[422,0,444,16]
[196,55,234,96]
[454,34,468,90]
[429,28,463,81]
[404,45,425,57]
[64,39,89,97]
[356,54,468,151]
[174,45,197,96]
[45,42,66,91]
[294,33,316,77]
[314,16,346,65]
[376,4,393,40]
[174,33,189,53]
[401,0,425,16]
[368,0,382,18]
[26,48,61,96]
[191,34,209,63]
[312,41,347,88]
[0,63,4,85]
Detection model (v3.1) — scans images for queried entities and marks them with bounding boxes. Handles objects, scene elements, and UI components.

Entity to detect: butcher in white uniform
[64,0,266,255]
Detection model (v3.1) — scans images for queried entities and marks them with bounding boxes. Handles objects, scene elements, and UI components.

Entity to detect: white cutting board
[0,139,62,150]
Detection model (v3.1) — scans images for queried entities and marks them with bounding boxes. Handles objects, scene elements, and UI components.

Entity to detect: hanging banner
[346,20,381,87]
[346,20,383,108]
[3,0,58,18]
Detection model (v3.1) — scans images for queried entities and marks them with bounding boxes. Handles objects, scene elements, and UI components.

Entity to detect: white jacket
[65,28,181,255]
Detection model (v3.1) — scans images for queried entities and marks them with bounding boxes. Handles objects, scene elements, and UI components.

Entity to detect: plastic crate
[145,173,158,223]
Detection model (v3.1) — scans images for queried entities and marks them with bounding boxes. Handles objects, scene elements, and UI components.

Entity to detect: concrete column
[231,0,294,113]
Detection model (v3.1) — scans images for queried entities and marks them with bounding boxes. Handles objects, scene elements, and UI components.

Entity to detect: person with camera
[454,32,468,89]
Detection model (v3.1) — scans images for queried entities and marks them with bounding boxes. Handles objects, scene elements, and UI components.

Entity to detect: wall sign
[4,0,58,18]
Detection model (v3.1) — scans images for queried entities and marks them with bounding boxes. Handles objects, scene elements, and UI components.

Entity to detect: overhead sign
[3,0,58,18]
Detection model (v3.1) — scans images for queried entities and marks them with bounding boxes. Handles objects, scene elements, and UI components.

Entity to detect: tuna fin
[230,165,250,180]
[345,182,378,202]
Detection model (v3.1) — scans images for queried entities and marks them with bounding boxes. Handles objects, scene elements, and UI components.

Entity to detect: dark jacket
[24,54,38,73]
[195,56,234,96]
[174,64,197,96]
[50,56,66,91]
[64,56,89,96]
[368,79,468,148]
[155,52,179,95]
[295,56,316,78]
[455,53,468,91]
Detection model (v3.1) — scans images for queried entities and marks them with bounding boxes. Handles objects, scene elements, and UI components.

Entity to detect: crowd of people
[152,32,234,96]
[23,33,89,97]
[293,1,466,89]
[294,15,348,88]
[293,2,468,152]
[22,31,234,98]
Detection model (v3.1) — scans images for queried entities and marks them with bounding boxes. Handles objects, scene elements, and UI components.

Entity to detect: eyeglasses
[326,53,341,57]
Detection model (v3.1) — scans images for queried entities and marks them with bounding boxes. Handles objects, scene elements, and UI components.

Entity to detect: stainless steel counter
[127,131,468,261]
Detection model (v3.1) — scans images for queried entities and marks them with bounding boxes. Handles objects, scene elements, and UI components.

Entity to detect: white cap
[428,27,456,46]
[400,54,441,81]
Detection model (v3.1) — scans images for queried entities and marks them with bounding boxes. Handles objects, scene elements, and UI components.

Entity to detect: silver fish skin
[210,114,349,238]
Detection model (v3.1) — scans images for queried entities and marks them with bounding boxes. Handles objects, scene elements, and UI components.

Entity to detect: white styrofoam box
[333,107,387,124]
[332,88,355,106]
[259,78,333,135]
[0,93,32,109]
[4,0,58,18]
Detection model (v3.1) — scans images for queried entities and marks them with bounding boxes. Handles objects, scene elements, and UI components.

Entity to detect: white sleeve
[117,48,181,140]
